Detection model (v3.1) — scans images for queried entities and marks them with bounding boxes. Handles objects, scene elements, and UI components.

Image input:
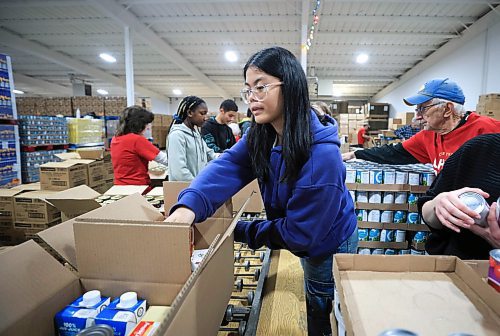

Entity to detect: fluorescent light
[356,53,369,64]
[332,89,343,97]
[13,89,24,94]
[96,89,108,95]
[225,51,238,63]
[172,89,182,96]
[99,53,116,63]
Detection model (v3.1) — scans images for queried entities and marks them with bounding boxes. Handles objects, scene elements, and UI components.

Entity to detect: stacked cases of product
[67,117,104,147]
[0,54,21,189]
[345,161,434,256]
[18,115,69,183]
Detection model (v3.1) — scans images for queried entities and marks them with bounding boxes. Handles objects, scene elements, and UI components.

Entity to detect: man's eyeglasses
[240,82,283,104]
[415,102,443,115]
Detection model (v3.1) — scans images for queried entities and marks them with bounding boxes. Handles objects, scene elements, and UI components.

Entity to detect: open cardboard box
[1,192,249,336]
[333,255,500,336]
[45,185,101,221]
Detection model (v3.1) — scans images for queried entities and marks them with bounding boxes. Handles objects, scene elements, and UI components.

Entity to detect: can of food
[383,170,396,184]
[380,229,395,242]
[384,249,396,255]
[357,191,368,203]
[357,209,368,221]
[487,249,500,292]
[393,211,407,223]
[369,169,384,184]
[382,192,395,204]
[398,249,411,255]
[368,210,381,222]
[76,325,114,336]
[412,231,428,243]
[372,248,384,255]
[368,191,382,203]
[358,248,371,255]
[421,172,435,186]
[380,211,393,223]
[395,229,406,242]
[408,172,421,186]
[345,169,357,183]
[458,191,490,227]
[394,192,407,204]
[407,193,418,204]
[407,212,419,224]
[395,171,408,184]
[496,196,500,223]
[368,228,381,241]
[378,329,418,336]
[358,228,369,241]
[410,249,425,255]
[357,170,370,184]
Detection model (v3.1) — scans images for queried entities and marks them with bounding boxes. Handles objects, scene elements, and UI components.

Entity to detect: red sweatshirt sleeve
[134,135,160,161]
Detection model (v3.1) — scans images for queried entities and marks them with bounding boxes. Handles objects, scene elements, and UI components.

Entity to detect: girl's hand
[165,206,195,225]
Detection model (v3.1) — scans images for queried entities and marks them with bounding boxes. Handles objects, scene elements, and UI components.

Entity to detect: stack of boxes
[67,118,104,146]
[345,161,434,255]
[103,96,127,116]
[364,103,389,131]
[152,114,173,149]
[44,97,73,116]
[72,96,104,116]
[476,93,500,120]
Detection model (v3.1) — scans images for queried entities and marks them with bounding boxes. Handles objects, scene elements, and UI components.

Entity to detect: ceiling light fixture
[13,89,24,94]
[332,87,343,97]
[99,53,117,63]
[225,51,238,63]
[356,53,369,64]
[96,89,108,95]
[172,89,182,96]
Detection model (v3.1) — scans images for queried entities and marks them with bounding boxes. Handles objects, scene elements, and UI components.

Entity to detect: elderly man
[342,78,500,174]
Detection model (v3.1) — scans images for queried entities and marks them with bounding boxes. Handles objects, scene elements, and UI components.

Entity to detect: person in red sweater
[111,106,168,185]
[342,78,500,174]
[356,124,371,148]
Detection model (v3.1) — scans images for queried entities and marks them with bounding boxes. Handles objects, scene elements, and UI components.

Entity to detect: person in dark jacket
[418,133,500,259]
[166,47,357,336]
[201,99,238,153]
[238,108,252,135]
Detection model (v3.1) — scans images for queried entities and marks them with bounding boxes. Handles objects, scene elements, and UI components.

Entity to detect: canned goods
[372,248,384,255]
[395,229,406,242]
[345,169,356,183]
[497,197,500,223]
[488,249,500,292]
[421,172,435,186]
[368,228,381,241]
[357,191,368,203]
[358,248,371,255]
[410,249,425,255]
[412,231,428,243]
[408,172,421,186]
[358,228,369,241]
[393,211,407,223]
[381,211,393,223]
[378,329,418,336]
[384,249,396,255]
[395,171,408,184]
[76,325,114,336]
[394,192,407,204]
[383,192,394,204]
[407,212,419,224]
[368,191,382,203]
[357,209,368,221]
[356,170,369,184]
[383,170,396,184]
[369,170,383,184]
[458,191,490,227]
[407,193,418,204]
[368,210,381,222]
[398,249,411,255]
[380,229,395,242]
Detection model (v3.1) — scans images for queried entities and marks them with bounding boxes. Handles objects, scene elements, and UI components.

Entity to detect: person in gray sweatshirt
[167,96,217,181]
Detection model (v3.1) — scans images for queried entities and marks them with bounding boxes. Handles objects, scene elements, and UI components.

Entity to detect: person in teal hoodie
[167,96,217,181]
[166,47,357,336]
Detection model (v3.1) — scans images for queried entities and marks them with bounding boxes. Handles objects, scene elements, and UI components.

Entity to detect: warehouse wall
[375,20,500,117]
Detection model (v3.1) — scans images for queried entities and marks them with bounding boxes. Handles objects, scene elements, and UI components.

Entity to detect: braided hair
[171,96,206,128]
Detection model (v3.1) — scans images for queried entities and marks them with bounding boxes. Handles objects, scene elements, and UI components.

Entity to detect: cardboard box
[232,179,264,214]
[45,185,101,221]
[40,161,89,191]
[11,182,40,191]
[0,193,244,336]
[333,255,500,336]
[0,189,23,227]
[104,185,149,196]
[56,151,106,188]
[14,190,61,225]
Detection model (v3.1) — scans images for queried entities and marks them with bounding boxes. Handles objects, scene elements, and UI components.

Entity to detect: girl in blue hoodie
[166,47,357,336]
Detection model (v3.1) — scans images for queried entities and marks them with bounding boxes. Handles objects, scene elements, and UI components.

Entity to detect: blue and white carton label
[55,290,110,336]
[95,292,147,336]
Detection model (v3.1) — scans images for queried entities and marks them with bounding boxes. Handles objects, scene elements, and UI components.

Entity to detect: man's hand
[165,206,195,225]
[342,151,355,161]
[469,202,500,248]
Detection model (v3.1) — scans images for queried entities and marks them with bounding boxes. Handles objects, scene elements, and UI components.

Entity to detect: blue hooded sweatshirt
[174,111,357,259]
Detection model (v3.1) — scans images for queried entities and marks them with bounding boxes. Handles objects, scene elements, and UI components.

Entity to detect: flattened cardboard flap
[14,190,59,201]
[11,182,40,191]
[77,148,105,160]
[37,219,78,268]
[78,193,164,222]
[232,179,264,213]
[55,152,80,161]
[0,189,23,197]
[104,185,149,195]
[163,181,190,213]
[46,185,101,218]
[41,160,85,169]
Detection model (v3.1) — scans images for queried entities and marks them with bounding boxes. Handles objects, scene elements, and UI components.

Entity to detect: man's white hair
[431,98,465,117]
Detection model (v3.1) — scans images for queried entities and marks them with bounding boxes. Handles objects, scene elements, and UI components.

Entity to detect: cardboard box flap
[37,219,78,268]
[41,160,84,169]
[45,185,101,217]
[78,193,164,222]
[0,240,81,336]
[67,159,95,165]
[104,185,149,195]
[77,148,105,160]
[11,182,40,191]
[163,181,190,213]
[232,179,264,213]
[74,221,192,285]
[0,189,22,197]
[14,190,59,200]
[147,187,164,196]
[55,152,80,161]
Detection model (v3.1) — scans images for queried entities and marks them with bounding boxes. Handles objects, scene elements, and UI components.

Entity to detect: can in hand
[458,191,490,227]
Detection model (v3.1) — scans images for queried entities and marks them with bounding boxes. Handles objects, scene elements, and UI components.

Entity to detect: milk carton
[95,292,147,336]
[55,290,110,336]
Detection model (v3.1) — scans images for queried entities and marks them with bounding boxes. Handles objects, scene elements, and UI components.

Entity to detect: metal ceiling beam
[88,0,230,98]
[373,4,500,100]
[142,15,299,24]
[0,27,168,100]
[14,73,72,95]
[319,32,459,39]
[320,15,476,24]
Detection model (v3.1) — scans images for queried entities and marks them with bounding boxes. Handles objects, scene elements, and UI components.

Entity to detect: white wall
[375,20,500,117]
[150,97,170,115]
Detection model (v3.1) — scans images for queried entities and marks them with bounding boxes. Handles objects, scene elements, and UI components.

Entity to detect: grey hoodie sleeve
[153,151,169,166]
[167,131,195,181]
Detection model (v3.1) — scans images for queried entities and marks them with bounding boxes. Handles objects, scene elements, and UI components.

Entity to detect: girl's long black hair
[244,46,311,183]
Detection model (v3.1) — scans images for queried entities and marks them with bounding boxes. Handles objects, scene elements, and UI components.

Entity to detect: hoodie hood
[169,122,198,136]
[310,110,340,147]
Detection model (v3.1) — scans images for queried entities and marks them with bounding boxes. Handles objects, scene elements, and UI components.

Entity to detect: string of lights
[306,0,321,51]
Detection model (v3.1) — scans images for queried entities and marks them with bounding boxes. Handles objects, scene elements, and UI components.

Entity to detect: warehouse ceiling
[1,0,499,102]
